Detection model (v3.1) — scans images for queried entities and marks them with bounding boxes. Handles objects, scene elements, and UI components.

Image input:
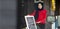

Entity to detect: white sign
[25,15,37,29]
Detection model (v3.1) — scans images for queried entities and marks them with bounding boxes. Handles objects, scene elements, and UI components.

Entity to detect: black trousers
[37,24,45,29]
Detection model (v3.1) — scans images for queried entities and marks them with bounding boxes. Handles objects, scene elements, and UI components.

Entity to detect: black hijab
[35,2,44,11]
[34,2,44,20]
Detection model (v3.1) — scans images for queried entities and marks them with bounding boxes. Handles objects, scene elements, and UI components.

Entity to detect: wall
[0,0,17,29]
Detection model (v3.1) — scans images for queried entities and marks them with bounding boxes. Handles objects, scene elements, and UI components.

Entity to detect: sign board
[25,15,37,29]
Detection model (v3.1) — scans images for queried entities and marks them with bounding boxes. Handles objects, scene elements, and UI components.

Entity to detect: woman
[28,2,47,29]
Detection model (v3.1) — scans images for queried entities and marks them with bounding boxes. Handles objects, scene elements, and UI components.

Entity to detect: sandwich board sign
[25,15,37,29]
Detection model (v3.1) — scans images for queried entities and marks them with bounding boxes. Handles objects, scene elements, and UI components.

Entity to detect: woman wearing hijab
[28,2,47,29]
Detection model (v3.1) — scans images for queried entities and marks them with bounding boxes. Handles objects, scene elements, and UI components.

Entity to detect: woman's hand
[36,21,41,24]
